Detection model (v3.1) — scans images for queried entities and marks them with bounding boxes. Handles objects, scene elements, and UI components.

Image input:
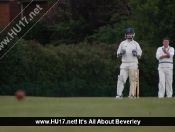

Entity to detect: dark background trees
[0,0,175,97]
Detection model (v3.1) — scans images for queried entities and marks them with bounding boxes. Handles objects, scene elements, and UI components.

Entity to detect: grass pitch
[0,96,175,132]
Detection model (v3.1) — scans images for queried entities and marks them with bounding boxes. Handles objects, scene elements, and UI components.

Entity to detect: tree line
[0,0,175,97]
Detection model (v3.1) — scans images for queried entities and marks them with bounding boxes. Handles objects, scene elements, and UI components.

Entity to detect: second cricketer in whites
[156,37,174,98]
[116,28,142,99]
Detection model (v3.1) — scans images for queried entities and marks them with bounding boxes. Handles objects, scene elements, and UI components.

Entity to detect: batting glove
[120,49,126,55]
[132,49,137,56]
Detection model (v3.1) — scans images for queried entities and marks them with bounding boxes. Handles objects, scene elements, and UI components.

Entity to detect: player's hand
[137,55,141,59]
[132,49,137,56]
[120,49,126,55]
[166,52,170,58]
[162,48,170,58]
[163,47,166,53]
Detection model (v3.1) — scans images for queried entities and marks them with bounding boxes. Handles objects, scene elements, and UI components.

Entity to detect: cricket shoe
[128,95,135,99]
[115,95,122,99]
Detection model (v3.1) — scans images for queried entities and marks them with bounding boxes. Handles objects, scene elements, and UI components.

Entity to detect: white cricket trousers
[158,68,173,98]
[117,63,138,96]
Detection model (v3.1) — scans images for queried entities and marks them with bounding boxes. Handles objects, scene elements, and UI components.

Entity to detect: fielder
[156,37,174,98]
[115,28,142,99]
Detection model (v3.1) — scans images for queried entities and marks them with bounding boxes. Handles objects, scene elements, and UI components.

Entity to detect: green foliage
[2,0,175,97]
[22,40,63,84]
[0,39,119,85]
[139,41,158,87]
[17,21,52,45]
[91,20,132,44]
[0,39,172,97]
[0,39,120,96]
[41,0,131,45]
[50,18,89,45]
[129,0,175,45]
[53,43,119,85]
[0,28,19,57]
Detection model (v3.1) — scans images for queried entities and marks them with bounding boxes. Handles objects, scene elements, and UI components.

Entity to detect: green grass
[0,96,175,132]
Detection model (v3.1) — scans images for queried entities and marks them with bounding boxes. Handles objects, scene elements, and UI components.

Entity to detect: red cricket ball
[15,90,25,100]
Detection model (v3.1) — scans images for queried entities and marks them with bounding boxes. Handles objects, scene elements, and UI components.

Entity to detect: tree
[42,0,131,45]
[129,0,175,46]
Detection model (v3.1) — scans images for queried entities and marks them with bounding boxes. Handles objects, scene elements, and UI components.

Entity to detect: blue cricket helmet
[126,28,135,34]
[125,28,135,39]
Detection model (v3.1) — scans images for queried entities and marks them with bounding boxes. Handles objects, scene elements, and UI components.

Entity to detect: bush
[17,21,52,45]
[0,39,173,97]
[91,19,134,44]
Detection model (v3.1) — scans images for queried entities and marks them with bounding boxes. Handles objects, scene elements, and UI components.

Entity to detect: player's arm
[132,43,142,58]
[156,48,169,60]
[117,43,126,57]
[159,54,169,59]
[159,47,173,59]
[168,47,174,58]
[136,44,142,58]
[117,44,122,57]
[156,48,162,60]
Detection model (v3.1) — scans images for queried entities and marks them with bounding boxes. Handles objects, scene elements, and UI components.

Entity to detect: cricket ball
[15,90,25,100]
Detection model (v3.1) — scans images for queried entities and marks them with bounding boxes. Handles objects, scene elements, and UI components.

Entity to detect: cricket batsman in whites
[115,28,142,99]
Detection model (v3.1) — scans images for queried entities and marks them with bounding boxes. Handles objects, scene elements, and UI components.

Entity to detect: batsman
[115,28,142,99]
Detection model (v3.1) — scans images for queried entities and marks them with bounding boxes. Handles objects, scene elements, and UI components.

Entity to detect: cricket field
[0,96,175,132]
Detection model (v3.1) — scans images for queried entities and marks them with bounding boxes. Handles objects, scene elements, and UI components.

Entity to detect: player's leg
[158,69,166,98]
[116,68,129,98]
[165,69,173,98]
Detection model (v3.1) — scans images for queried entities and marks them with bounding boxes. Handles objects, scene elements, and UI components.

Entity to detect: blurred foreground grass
[0,96,175,132]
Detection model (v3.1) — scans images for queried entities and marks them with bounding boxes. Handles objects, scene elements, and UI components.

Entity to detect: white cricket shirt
[156,46,174,69]
[117,40,142,64]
